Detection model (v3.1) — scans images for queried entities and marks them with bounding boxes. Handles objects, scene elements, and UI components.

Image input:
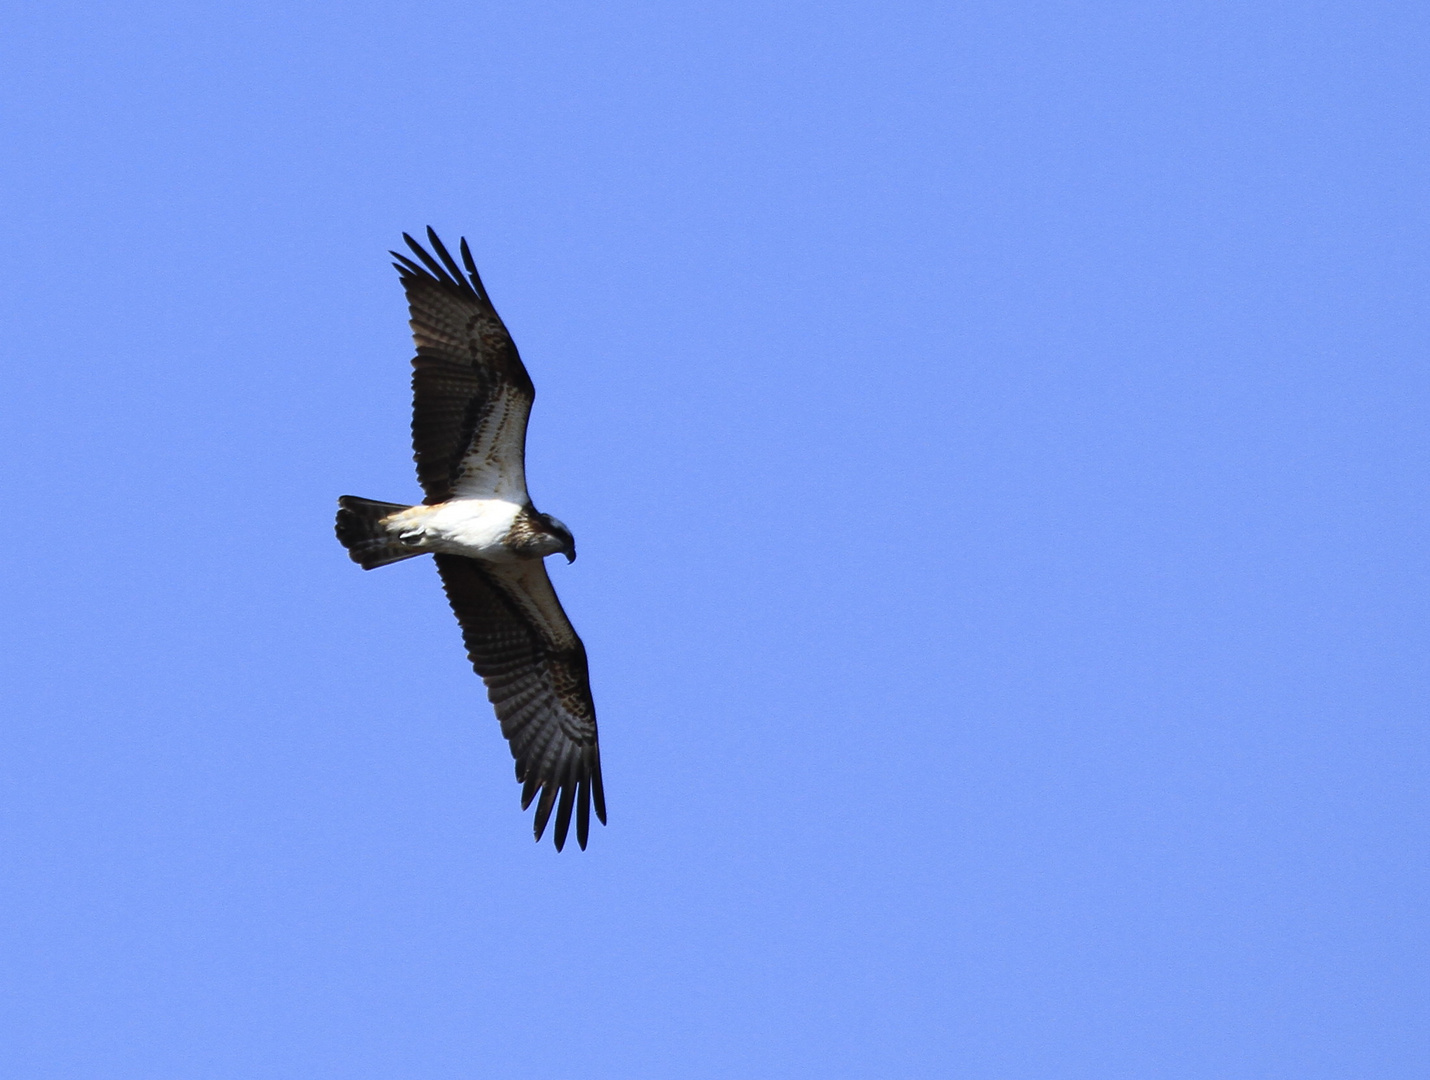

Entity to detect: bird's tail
[335,496,422,569]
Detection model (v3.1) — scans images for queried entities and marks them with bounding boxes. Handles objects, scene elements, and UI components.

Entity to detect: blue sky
[1,2,1427,1077]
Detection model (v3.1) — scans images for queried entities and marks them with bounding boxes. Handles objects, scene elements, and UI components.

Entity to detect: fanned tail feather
[335,496,421,569]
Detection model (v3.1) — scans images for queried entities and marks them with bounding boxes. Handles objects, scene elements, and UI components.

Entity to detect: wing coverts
[435,554,606,851]
[351,229,608,851]
[392,231,534,504]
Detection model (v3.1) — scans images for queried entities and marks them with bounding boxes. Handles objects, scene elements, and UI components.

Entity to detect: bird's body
[381,498,548,562]
[335,229,604,851]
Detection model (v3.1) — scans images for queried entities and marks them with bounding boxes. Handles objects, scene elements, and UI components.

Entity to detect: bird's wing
[392,228,535,504]
[433,553,605,850]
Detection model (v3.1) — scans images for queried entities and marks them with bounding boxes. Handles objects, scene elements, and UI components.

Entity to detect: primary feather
[336,229,605,851]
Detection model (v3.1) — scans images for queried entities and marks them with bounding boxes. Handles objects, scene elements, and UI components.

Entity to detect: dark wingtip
[458,235,490,299]
[576,775,591,849]
[592,762,608,825]
[392,229,489,303]
[553,776,577,852]
[520,773,541,812]
[401,230,461,289]
[390,251,427,279]
[425,228,470,290]
[532,783,558,843]
[425,226,451,264]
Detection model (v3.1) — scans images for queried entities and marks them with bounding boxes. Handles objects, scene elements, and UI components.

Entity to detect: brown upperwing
[432,553,605,850]
[392,229,535,504]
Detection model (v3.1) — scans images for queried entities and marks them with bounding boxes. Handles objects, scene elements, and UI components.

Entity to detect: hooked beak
[563,541,577,564]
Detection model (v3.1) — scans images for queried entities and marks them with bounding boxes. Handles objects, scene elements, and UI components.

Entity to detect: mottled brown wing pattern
[392,230,535,504]
[433,553,606,851]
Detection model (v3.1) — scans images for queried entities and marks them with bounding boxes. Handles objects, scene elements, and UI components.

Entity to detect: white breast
[386,498,524,561]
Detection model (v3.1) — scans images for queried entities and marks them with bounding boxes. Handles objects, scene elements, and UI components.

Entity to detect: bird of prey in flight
[336,229,604,851]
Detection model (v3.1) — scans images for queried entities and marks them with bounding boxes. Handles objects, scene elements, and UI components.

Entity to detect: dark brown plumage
[337,229,605,851]
[434,555,604,850]
[392,231,534,505]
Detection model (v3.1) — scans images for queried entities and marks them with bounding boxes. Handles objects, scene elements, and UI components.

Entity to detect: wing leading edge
[384,231,606,851]
[434,554,606,850]
[393,229,535,504]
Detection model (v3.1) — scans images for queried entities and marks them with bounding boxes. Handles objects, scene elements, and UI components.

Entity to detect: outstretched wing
[392,228,535,504]
[433,553,606,851]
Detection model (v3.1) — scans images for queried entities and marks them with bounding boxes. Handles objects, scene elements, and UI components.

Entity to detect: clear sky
[1,2,1426,1077]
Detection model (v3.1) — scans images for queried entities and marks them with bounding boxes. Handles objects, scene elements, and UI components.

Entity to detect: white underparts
[381,498,525,561]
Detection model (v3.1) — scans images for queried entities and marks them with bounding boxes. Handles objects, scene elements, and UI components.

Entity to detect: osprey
[336,229,605,851]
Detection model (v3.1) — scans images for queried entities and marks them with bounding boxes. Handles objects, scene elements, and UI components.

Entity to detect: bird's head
[539,513,577,563]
